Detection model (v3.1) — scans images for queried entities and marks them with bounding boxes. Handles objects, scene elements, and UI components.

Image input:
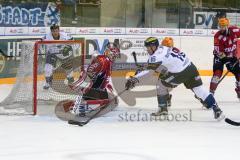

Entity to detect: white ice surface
[0,77,240,160]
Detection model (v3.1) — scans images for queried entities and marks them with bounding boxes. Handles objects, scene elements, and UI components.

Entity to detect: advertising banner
[85,36,165,63]
[28,27,49,35]
[99,27,126,35]
[180,29,207,36]
[194,11,217,29]
[152,28,179,36]
[0,2,60,27]
[75,27,100,35]
[4,27,29,35]
[207,29,218,36]
[126,28,151,35]
[0,27,5,35]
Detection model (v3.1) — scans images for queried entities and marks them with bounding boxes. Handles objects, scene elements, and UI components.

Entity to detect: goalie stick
[67,89,127,126]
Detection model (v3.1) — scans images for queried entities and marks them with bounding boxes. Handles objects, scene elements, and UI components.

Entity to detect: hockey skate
[151,107,168,116]
[43,76,52,90]
[43,82,51,90]
[213,106,225,121]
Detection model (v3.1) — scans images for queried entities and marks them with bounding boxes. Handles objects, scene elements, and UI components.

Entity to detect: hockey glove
[86,71,98,83]
[135,64,145,75]
[125,76,139,90]
[61,45,73,57]
[217,52,226,59]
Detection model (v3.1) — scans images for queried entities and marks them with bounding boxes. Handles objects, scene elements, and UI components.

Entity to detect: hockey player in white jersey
[42,24,74,89]
[125,37,224,120]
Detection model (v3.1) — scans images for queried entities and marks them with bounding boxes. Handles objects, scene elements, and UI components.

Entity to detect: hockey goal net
[0,40,86,115]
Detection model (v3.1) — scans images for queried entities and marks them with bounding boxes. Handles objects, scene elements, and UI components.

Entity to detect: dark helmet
[50,24,59,30]
[144,37,159,47]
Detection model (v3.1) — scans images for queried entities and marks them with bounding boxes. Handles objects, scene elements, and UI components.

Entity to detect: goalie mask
[104,41,120,61]
[57,45,73,59]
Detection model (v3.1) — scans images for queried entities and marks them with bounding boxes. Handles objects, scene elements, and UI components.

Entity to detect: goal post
[0,39,86,115]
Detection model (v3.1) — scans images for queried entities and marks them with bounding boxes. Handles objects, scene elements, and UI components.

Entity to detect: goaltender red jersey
[87,55,113,92]
[213,26,240,57]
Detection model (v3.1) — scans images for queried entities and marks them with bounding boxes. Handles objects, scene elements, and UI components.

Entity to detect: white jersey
[42,32,72,41]
[42,32,73,59]
[135,46,191,80]
[148,46,191,73]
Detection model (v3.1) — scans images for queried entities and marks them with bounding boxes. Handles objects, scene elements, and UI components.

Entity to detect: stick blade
[225,118,240,126]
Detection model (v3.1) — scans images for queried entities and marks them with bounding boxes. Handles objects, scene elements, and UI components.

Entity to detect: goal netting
[0,40,86,115]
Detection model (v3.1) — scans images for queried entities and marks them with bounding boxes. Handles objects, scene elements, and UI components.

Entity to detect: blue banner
[0,2,60,27]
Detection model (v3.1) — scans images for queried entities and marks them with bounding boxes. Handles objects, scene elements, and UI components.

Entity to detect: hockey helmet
[144,37,159,47]
[218,18,229,28]
[50,24,60,30]
[161,37,174,47]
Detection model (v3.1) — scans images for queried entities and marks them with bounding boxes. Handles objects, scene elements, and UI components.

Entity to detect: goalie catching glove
[61,45,73,57]
[125,76,139,90]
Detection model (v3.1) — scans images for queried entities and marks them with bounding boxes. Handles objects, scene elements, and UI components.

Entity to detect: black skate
[43,76,52,90]
[43,82,50,90]
[151,107,168,116]
[213,107,225,121]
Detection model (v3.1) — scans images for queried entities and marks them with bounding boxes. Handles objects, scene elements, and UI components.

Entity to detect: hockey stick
[132,51,138,67]
[225,118,240,126]
[217,58,240,85]
[132,51,145,75]
[68,88,127,126]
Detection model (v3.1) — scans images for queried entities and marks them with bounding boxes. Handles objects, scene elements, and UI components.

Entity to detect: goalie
[42,24,74,90]
[68,41,120,118]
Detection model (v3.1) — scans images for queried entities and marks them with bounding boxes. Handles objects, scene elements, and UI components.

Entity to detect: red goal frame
[33,40,85,115]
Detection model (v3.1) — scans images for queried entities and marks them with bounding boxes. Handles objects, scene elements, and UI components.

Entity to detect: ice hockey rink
[0,76,240,160]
